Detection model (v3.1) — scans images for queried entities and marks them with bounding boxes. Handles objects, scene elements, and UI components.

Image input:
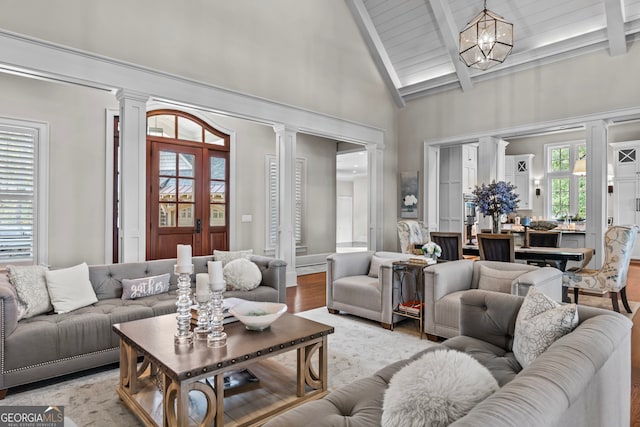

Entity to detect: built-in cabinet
[462,144,477,194]
[611,141,640,259]
[505,154,534,210]
[438,144,477,234]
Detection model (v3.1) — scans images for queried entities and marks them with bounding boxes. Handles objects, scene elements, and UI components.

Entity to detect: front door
[146,110,229,260]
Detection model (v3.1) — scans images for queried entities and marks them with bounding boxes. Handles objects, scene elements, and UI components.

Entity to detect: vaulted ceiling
[347,0,640,107]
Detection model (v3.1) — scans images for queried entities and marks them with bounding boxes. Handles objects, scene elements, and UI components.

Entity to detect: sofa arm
[511,266,562,302]
[326,252,373,281]
[0,273,19,337]
[250,255,287,303]
[424,259,475,302]
[458,290,523,350]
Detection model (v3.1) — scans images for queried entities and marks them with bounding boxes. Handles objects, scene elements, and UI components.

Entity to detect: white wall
[0,1,401,265]
[352,176,368,242]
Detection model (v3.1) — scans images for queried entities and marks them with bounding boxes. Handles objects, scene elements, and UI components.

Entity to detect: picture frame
[400,171,419,218]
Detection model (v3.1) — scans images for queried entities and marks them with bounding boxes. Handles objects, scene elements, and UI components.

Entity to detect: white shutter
[266,156,305,249]
[0,125,37,263]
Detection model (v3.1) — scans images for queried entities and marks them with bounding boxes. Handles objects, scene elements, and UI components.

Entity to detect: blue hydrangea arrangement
[472,180,519,217]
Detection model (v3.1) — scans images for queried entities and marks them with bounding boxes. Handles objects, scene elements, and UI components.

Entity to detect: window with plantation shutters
[0,125,38,264]
[266,155,305,249]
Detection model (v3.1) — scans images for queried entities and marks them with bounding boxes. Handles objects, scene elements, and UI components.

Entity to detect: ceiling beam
[345,0,405,108]
[426,0,473,92]
[604,0,627,56]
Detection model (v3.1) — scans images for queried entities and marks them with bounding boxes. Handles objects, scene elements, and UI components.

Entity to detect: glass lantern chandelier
[459,0,513,71]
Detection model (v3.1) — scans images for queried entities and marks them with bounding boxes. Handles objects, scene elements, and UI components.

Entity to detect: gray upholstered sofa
[0,254,285,394]
[326,251,412,329]
[264,290,632,427]
[424,259,563,338]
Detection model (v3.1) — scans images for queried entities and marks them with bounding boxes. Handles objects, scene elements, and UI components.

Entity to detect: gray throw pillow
[7,264,52,320]
[121,273,171,300]
[213,249,253,267]
[477,265,527,293]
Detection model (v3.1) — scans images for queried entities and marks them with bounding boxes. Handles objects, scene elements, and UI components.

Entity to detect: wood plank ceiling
[347,0,640,107]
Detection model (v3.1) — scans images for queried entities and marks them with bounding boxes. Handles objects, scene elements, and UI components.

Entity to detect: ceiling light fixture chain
[459,0,513,71]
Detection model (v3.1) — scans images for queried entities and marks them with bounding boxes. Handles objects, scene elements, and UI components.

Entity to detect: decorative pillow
[477,265,527,293]
[513,287,578,368]
[368,255,386,278]
[213,249,253,267]
[121,273,170,300]
[382,349,498,427]
[223,258,262,291]
[45,263,98,313]
[7,265,52,320]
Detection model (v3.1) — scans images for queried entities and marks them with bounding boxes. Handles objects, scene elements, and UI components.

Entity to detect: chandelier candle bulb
[176,244,192,274]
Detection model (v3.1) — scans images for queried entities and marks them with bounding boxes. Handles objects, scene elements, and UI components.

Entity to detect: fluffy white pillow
[121,273,170,300]
[477,265,527,293]
[45,263,98,313]
[513,287,578,368]
[214,249,253,267]
[7,265,52,320]
[382,349,498,427]
[223,258,262,291]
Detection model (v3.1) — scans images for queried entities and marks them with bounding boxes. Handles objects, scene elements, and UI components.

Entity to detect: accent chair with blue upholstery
[563,225,639,313]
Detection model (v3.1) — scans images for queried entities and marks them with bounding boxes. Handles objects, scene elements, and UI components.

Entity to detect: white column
[273,125,298,286]
[115,90,149,262]
[585,120,609,268]
[367,142,383,250]
[477,137,509,230]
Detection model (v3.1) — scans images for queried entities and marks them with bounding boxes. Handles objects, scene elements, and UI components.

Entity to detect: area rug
[568,294,640,320]
[0,309,433,427]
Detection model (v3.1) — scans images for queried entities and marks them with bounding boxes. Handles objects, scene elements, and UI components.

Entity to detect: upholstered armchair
[563,225,639,313]
[397,220,429,253]
[326,251,412,329]
[423,259,563,338]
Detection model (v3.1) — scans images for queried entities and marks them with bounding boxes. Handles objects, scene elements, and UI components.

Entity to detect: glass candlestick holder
[174,264,194,346]
[207,289,227,348]
[194,292,211,340]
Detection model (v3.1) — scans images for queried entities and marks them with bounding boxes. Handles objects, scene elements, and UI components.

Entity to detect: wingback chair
[397,220,429,254]
[563,225,639,313]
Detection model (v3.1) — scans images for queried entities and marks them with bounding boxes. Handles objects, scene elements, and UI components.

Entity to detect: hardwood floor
[290,263,640,426]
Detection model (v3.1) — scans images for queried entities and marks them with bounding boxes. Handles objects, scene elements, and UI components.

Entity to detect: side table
[392,260,428,338]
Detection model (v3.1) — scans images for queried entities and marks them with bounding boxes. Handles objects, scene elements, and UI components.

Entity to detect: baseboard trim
[296,253,331,267]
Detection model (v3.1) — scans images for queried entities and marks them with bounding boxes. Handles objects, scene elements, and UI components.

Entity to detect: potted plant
[472,181,520,234]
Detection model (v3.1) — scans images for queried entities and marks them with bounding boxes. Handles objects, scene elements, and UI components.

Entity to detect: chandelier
[459,0,513,71]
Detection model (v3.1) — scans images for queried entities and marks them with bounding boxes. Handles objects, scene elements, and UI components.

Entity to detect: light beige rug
[0,308,433,427]
[566,294,639,321]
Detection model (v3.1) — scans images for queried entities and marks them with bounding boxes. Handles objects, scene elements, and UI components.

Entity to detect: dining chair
[527,231,562,269]
[429,232,463,261]
[477,233,515,263]
[397,220,429,254]
[563,225,639,313]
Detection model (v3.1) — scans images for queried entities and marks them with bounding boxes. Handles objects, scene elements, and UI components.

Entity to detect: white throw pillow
[513,287,578,368]
[368,255,386,278]
[223,258,262,291]
[45,263,98,313]
[477,265,527,293]
[382,349,498,427]
[121,273,171,300]
[7,265,52,320]
[213,249,253,267]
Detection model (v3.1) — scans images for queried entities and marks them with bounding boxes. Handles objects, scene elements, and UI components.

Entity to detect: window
[266,155,306,250]
[545,142,586,219]
[0,121,47,265]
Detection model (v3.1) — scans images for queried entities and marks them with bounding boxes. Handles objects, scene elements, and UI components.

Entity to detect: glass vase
[492,213,501,234]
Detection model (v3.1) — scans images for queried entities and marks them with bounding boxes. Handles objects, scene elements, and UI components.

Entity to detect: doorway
[336,150,368,253]
[146,110,230,260]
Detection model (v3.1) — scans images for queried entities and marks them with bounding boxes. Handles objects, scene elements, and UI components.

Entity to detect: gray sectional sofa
[0,254,286,394]
[265,290,632,427]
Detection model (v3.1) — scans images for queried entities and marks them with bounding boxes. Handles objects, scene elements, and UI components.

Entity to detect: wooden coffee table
[113,313,334,427]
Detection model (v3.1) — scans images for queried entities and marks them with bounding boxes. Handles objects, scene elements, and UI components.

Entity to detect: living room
[0,0,639,425]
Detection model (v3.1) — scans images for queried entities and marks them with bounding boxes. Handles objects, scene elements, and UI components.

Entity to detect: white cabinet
[505,154,534,210]
[462,144,477,194]
[612,141,640,259]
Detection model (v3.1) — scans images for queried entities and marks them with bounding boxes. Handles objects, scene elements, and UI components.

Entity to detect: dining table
[462,244,595,303]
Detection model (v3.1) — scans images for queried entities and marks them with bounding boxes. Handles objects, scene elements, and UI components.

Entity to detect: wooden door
[147,142,229,259]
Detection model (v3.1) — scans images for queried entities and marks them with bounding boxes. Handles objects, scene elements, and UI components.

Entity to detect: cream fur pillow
[223,258,262,291]
[382,349,498,427]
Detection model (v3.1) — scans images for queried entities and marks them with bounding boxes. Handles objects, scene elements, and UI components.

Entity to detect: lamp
[534,179,541,197]
[459,0,513,71]
[573,158,586,176]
